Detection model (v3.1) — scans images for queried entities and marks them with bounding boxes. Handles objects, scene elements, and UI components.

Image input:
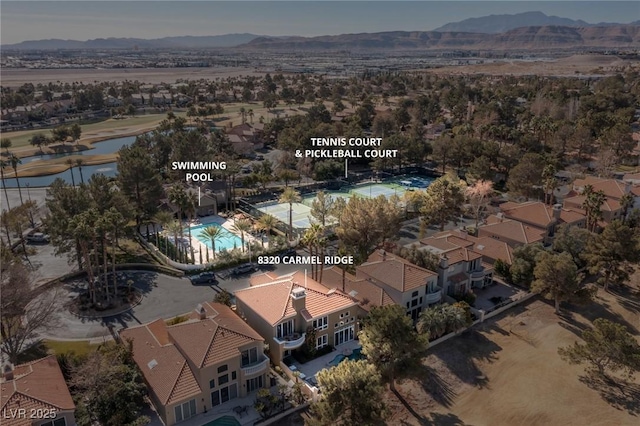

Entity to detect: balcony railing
[470,268,486,279]
[425,287,442,304]
[241,356,269,376]
[274,333,306,350]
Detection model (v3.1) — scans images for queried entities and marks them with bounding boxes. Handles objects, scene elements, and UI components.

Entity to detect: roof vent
[349,290,358,298]
[3,363,14,381]
[147,359,158,370]
[196,303,206,320]
[291,287,306,299]
[477,245,484,251]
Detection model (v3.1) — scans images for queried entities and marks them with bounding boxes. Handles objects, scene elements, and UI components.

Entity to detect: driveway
[41,261,305,340]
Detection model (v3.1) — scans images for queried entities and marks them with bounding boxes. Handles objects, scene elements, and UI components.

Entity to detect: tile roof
[169,303,263,368]
[478,216,545,246]
[1,356,75,426]
[357,257,437,293]
[320,266,395,311]
[564,195,621,212]
[236,271,357,326]
[120,320,201,406]
[418,230,514,264]
[573,176,640,199]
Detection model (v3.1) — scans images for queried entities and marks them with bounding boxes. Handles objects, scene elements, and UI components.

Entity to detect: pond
[2,162,118,188]
[21,135,137,163]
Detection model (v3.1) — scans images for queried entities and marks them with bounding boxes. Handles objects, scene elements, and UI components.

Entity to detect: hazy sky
[2,1,638,44]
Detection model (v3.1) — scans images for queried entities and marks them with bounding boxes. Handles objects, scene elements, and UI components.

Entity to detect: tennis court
[257,201,313,229]
[349,183,405,198]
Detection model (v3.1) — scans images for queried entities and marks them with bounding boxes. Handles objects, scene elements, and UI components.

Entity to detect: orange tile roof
[574,176,639,200]
[235,272,357,326]
[321,266,395,311]
[168,303,263,369]
[120,320,201,405]
[1,356,75,426]
[478,216,545,246]
[357,258,437,293]
[564,195,621,212]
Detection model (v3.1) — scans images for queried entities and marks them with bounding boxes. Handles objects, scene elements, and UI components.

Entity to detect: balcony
[470,268,486,280]
[241,356,269,376]
[274,333,306,350]
[425,287,442,304]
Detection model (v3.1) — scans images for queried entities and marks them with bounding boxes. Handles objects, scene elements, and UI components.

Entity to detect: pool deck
[185,215,266,265]
[290,340,362,383]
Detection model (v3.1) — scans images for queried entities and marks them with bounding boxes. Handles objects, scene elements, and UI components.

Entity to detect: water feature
[21,135,136,163]
[1,162,118,188]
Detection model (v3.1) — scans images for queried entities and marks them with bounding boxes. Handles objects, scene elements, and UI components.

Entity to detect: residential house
[356,251,441,320]
[410,233,493,296]
[119,302,268,426]
[235,271,360,364]
[566,176,640,223]
[320,266,395,313]
[226,123,265,156]
[478,215,546,248]
[1,355,76,426]
[130,94,145,106]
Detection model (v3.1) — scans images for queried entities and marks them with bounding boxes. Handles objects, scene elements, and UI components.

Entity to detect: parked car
[25,233,49,244]
[189,272,218,285]
[279,248,297,259]
[231,263,257,275]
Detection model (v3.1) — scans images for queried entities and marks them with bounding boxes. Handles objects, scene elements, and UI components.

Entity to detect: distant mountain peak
[434,11,608,34]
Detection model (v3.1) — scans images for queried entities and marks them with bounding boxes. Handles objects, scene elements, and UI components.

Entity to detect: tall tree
[552,225,592,269]
[531,251,593,314]
[558,318,640,379]
[465,180,493,232]
[359,304,427,392]
[256,214,278,246]
[310,191,334,227]
[507,153,544,199]
[231,219,252,253]
[0,262,59,364]
[583,220,640,292]
[308,360,387,426]
[0,138,12,153]
[8,153,23,205]
[279,187,301,240]
[0,159,11,210]
[75,158,85,184]
[117,144,163,226]
[419,173,466,231]
[582,184,605,232]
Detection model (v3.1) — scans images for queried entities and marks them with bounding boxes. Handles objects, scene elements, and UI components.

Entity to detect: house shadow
[579,373,640,416]
[432,329,501,388]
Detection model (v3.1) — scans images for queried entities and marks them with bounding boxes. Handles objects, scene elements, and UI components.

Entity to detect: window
[312,316,328,330]
[232,371,237,380]
[241,347,258,367]
[334,326,354,345]
[211,383,238,406]
[41,420,66,426]
[412,290,419,297]
[411,299,418,307]
[209,379,215,389]
[218,365,228,374]
[276,319,294,338]
[219,374,229,385]
[246,375,264,393]
[174,399,196,422]
[419,297,423,305]
[316,334,328,349]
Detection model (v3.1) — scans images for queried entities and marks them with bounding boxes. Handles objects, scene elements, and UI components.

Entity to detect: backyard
[384,279,640,425]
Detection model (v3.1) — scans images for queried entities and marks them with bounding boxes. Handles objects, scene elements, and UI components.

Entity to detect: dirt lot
[424,54,640,77]
[1,67,266,87]
[384,277,640,426]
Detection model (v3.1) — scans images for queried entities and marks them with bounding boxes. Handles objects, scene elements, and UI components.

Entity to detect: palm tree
[231,219,252,253]
[0,159,11,210]
[582,185,605,232]
[0,138,12,153]
[256,214,278,246]
[75,158,85,184]
[301,227,317,279]
[417,306,447,340]
[8,153,23,205]
[71,211,98,304]
[620,193,634,224]
[248,108,254,124]
[279,187,301,240]
[168,185,187,237]
[199,225,225,259]
[152,211,174,252]
[105,208,126,298]
[65,158,76,186]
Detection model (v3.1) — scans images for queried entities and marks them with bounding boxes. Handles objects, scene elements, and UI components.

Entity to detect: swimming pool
[190,223,244,252]
[327,347,363,367]
[201,415,241,426]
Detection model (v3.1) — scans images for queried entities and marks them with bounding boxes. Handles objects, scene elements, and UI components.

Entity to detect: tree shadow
[432,329,501,388]
[17,341,49,363]
[391,387,432,425]
[579,373,640,416]
[609,285,640,316]
[567,294,639,335]
[414,364,458,408]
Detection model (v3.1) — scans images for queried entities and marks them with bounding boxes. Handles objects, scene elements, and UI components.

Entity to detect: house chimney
[196,304,206,320]
[624,181,631,194]
[381,250,386,261]
[496,212,504,222]
[552,204,562,221]
[291,286,306,313]
[3,363,14,381]
[439,254,449,270]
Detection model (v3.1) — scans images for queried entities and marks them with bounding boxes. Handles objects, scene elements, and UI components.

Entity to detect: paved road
[41,261,304,341]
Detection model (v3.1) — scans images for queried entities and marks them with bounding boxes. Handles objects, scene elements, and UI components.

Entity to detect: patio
[473,280,527,311]
[287,340,362,387]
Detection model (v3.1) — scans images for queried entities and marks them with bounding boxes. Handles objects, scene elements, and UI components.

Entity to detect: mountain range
[2,12,639,51]
[433,11,638,33]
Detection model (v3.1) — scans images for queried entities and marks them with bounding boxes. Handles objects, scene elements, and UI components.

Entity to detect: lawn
[113,238,160,265]
[44,339,99,357]
[384,283,640,426]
